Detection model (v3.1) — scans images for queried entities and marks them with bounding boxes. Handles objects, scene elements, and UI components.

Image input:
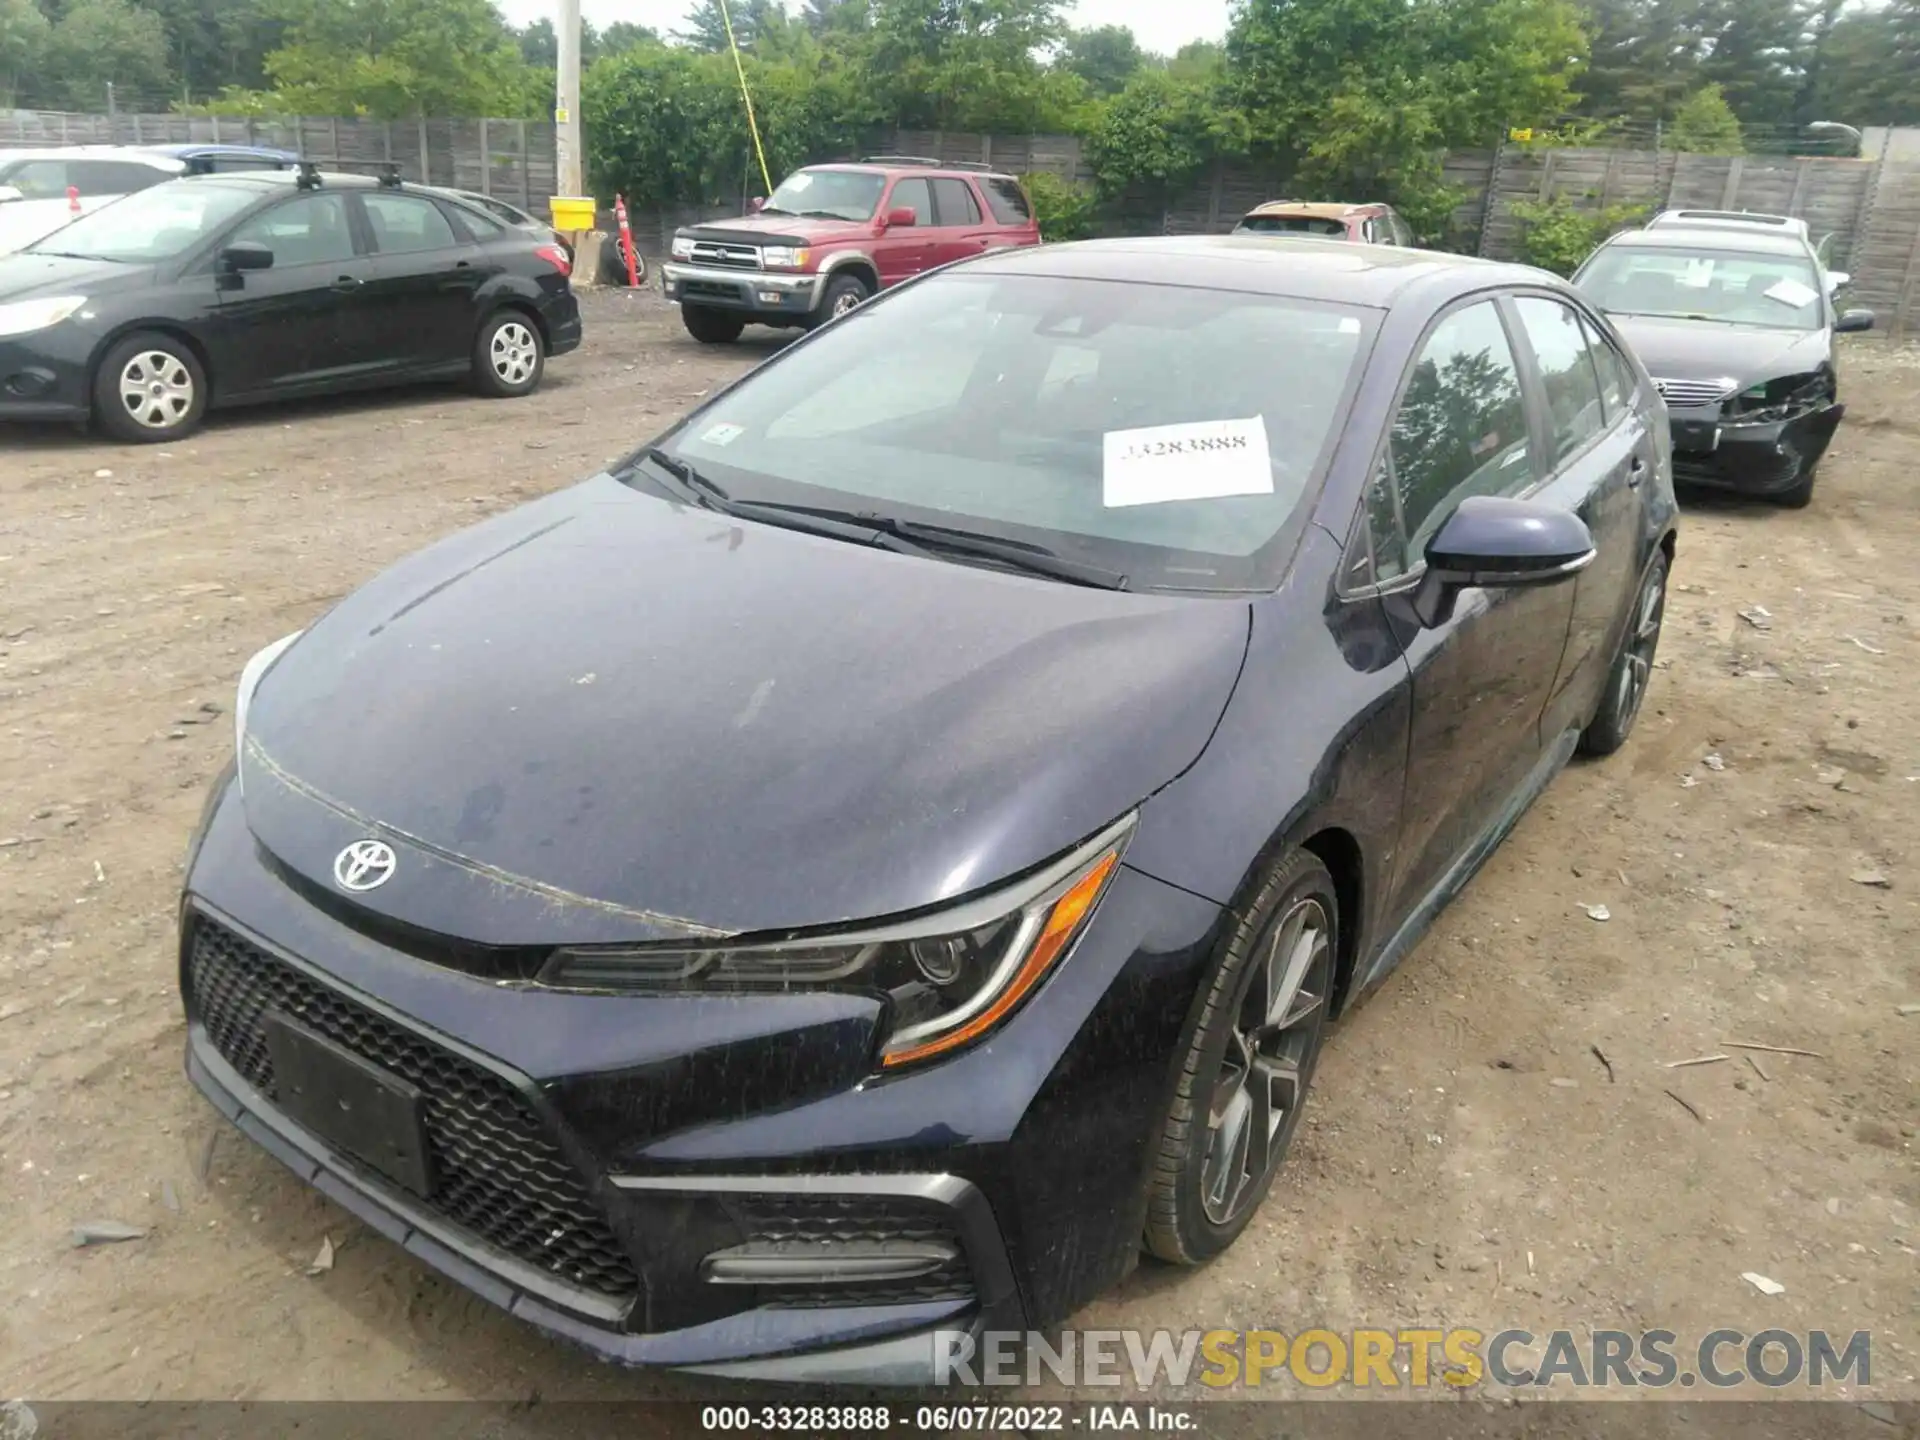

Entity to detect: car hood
[0,250,150,300]
[681,214,871,246]
[1607,314,1830,384]
[240,477,1252,946]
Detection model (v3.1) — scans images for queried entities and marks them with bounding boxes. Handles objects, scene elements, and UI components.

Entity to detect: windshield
[1236,215,1347,237]
[766,169,885,221]
[644,273,1374,592]
[1576,244,1825,331]
[24,180,260,263]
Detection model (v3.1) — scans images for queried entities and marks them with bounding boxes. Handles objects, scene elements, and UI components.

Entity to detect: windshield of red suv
[652,272,1375,592]
[763,169,886,221]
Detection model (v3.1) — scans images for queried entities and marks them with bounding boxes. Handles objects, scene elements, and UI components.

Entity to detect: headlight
[541,815,1135,1069]
[233,631,302,789]
[760,246,810,270]
[670,234,696,260]
[0,295,87,338]
[1726,372,1829,423]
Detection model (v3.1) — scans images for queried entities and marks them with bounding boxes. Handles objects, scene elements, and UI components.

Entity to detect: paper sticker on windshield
[1764,278,1818,309]
[1103,417,1273,508]
[700,422,745,446]
[784,173,812,192]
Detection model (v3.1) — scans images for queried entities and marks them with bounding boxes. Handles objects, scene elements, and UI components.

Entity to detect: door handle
[332,276,362,291]
[1628,455,1647,488]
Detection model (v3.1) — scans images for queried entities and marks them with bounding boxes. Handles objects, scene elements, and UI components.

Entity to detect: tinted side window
[69,161,167,196]
[451,204,507,239]
[1514,296,1607,463]
[212,157,284,173]
[1578,314,1637,421]
[362,193,459,254]
[1385,300,1532,570]
[230,193,356,267]
[1362,454,1409,584]
[3,161,68,198]
[930,178,982,226]
[981,176,1031,224]
[888,177,932,225]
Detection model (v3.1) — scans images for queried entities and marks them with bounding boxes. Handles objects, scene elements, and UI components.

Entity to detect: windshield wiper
[635,447,733,513]
[723,501,1131,590]
[756,205,796,216]
[799,209,858,221]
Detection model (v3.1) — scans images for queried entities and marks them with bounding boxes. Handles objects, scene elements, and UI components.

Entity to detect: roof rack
[859,154,999,173]
[291,159,408,189]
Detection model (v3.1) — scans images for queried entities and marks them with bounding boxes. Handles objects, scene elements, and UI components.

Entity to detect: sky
[494,0,1234,58]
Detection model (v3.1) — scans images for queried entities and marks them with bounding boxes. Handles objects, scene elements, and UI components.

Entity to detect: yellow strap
[717,0,774,196]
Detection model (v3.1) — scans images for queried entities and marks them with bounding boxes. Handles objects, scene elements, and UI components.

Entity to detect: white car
[0,147,186,255]
[1645,208,1849,292]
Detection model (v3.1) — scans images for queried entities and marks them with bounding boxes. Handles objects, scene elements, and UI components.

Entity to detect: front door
[1368,297,1577,922]
[209,191,377,395]
[873,177,934,287]
[357,191,486,370]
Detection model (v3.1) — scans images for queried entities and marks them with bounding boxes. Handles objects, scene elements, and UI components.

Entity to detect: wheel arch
[1298,826,1366,1016]
[820,254,878,294]
[485,297,549,347]
[89,321,216,404]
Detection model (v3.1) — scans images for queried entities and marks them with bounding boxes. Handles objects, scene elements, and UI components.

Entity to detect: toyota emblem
[333,839,397,892]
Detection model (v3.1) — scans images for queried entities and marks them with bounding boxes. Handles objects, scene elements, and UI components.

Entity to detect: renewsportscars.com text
[935,1327,1872,1390]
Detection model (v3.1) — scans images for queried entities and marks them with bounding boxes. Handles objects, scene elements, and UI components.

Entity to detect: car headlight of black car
[1724,371,1832,425]
[541,814,1135,1068]
[232,631,303,793]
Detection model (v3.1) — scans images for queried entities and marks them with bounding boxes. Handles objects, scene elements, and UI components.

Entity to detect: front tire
[93,332,206,443]
[472,311,545,398]
[810,273,871,329]
[682,304,745,345]
[1775,458,1818,509]
[1579,549,1668,757]
[1144,849,1337,1265]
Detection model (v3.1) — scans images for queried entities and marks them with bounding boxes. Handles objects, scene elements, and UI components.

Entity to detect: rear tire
[92,332,206,443]
[1144,848,1337,1266]
[1579,550,1668,757]
[682,304,745,345]
[472,311,545,398]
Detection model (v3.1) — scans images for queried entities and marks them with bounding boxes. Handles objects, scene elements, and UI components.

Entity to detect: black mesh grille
[731,1194,976,1308]
[187,915,639,1302]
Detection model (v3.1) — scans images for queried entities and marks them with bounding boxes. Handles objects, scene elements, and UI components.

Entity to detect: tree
[1573,0,1712,124]
[1228,0,1585,201]
[1668,81,1744,152]
[133,0,282,100]
[1696,0,1806,134]
[0,0,50,107]
[41,0,174,110]
[1087,67,1246,205]
[675,0,785,53]
[261,0,537,117]
[599,21,661,55]
[1056,24,1144,96]
[1165,39,1225,83]
[865,0,1079,131]
[801,0,870,37]
[1804,0,1920,127]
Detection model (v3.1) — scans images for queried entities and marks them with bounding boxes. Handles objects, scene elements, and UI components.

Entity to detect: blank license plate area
[265,1012,435,1197]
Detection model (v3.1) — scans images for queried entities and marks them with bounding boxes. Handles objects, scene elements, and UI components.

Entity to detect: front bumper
[0,329,93,421]
[1667,402,1845,495]
[179,777,1225,1379]
[661,262,824,319]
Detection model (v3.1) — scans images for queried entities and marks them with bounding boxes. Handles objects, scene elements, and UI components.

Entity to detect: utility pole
[555,0,583,199]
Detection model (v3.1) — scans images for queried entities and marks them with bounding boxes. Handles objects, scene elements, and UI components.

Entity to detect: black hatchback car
[180,237,1676,1382]
[1573,224,1874,507]
[0,167,580,442]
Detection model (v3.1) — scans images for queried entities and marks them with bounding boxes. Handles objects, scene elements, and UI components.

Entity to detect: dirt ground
[1,290,1914,1412]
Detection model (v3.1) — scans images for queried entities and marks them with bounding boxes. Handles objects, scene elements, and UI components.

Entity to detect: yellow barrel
[549,196,597,231]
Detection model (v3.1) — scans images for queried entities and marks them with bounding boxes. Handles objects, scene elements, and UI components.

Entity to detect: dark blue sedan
[179,236,1677,1382]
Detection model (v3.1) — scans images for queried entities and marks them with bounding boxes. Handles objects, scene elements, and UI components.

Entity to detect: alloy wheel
[490,322,538,386]
[119,351,195,431]
[1616,565,1666,731]
[1199,896,1332,1226]
[832,289,863,317]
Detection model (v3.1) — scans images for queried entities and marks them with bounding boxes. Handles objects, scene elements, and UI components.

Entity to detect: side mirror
[0,185,21,204]
[1835,308,1874,333]
[1411,495,1595,629]
[219,241,274,273]
[746,196,766,214]
[884,207,917,229]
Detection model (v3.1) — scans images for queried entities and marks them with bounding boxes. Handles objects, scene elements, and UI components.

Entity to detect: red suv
[661,157,1041,343]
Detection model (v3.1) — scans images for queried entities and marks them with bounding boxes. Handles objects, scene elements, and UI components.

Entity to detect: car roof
[165,169,391,193]
[961,234,1536,307]
[0,145,180,166]
[801,161,1018,183]
[1604,225,1810,259]
[1648,208,1808,237]
[143,142,299,161]
[1243,201,1385,220]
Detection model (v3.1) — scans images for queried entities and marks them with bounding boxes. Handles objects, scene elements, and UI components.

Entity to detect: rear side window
[1512,296,1608,463]
[1578,314,1638,421]
[362,193,460,254]
[1382,300,1532,572]
[70,161,169,196]
[448,204,507,240]
[981,176,1032,224]
[930,178,983,227]
[1,160,70,198]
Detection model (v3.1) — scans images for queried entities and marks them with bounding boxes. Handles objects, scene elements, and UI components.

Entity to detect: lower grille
[187,916,640,1302]
[682,279,748,301]
[729,1193,977,1308]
